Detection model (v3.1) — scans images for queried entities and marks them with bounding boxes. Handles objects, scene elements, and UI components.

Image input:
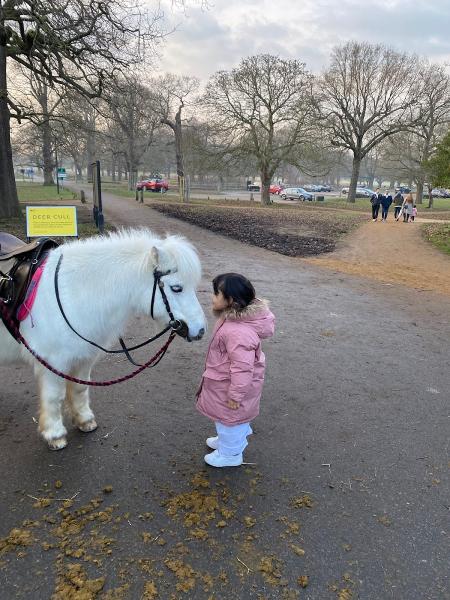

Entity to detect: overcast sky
[155,0,450,79]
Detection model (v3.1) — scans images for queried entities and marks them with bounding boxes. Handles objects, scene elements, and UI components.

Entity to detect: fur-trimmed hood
[223,298,274,339]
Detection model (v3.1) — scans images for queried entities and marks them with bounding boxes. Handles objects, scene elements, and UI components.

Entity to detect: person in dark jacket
[370,188,382,221]
[380,189,393,221]
[393,191,404,220]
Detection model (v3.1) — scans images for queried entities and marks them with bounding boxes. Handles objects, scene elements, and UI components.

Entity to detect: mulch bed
[149,202,367,257]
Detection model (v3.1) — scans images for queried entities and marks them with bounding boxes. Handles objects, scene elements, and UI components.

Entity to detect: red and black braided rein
[0,301,176,386]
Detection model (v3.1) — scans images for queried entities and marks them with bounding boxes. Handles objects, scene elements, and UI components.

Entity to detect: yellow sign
[26,206,78,237]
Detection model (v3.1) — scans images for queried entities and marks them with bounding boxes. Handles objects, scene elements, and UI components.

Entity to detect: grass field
[2,183,109,241]
[99,181,450,216]
[422,223,450,255]
[17,182,78,202]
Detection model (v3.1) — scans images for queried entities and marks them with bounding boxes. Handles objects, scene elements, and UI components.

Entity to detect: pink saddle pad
[17,258,48,321]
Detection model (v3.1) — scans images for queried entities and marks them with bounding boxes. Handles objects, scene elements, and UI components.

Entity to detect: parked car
[246,182,260,192]
[395,186,411,194]
[136,177,169,192]
[341,187,376,198]
[305,183,332,192]
[269,183,284,194]
[431,188,450,198]
[280,187,314,201]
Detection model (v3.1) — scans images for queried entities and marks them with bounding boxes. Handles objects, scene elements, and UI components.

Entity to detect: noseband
[53,255,189,366]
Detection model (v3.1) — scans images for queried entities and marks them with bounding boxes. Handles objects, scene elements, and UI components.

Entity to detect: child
[411,205,417,222]
[196,273,275,467]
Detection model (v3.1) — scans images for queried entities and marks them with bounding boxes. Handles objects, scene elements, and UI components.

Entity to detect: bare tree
[16,70,66,185]
[153,74,199,201]
[203,54,315,205]
[320,42,419,203]
[410,62,450,203]
[382,62,450,206]
[103,76,160,189]
[0,0,163,217]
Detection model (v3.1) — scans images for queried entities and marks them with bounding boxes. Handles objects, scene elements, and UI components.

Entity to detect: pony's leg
[37,370,68,450]
[66,366,97,434]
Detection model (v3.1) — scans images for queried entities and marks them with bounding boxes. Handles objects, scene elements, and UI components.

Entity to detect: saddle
[0,233,59,338]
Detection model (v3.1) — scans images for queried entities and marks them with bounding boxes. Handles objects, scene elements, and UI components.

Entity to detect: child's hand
[226,400,240,410]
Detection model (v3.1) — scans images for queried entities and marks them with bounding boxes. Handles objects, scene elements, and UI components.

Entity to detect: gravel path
[306,217,450,295]
[0,188,448,599]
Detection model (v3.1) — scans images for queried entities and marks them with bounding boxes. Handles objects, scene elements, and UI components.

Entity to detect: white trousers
[215,422,253,456]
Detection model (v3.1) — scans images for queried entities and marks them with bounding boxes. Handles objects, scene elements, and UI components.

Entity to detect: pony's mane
[62,228,201,285]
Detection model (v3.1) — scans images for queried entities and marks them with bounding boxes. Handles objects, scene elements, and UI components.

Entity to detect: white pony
[0,229,206,450]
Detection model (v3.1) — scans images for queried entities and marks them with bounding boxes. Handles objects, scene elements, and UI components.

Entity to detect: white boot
[206,436,219,450]
[204,450,243,468]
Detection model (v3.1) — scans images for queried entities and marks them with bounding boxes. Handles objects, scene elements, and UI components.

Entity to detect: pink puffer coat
[196,299,275,425]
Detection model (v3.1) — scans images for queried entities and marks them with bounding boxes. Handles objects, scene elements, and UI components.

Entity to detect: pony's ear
[150,246,160,266]
[150,245,169,270]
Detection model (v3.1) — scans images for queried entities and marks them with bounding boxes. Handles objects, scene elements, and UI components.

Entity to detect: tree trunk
[174,115,186,202]
[36,83,55,186]
[86,118,96,182]
[127,141,138,191]
[0,39,20,218]
[260,169,272,206]
[42,121,54,185]
[74,162,82,182]
[348,154,361,203]
[129,170,138,190]
[162,105,187,202]
[427,184,433,209]
[367,175,374,189]
[416,178,424,205]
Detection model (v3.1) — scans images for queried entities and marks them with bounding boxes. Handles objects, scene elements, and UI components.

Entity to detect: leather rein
[0,254,189,387]
[54,254,188,367]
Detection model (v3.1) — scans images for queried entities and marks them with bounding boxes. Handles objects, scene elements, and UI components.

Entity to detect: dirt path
[1,186,449,599]
[305,217,450,295]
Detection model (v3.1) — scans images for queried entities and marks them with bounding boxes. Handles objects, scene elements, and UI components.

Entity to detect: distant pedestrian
[380,189,393,221]
[393,191,404,220]
[403,193,414,222]
[370,188,382,221]
[196,273,275,468]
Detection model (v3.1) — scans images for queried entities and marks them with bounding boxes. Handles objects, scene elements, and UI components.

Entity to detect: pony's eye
[170,285,183,293]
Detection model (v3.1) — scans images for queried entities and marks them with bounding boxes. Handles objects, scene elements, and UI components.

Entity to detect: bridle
[54,254,189,367]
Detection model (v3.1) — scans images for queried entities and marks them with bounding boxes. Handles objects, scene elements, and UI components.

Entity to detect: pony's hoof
[78,419,98,433]
[48,437,67,451]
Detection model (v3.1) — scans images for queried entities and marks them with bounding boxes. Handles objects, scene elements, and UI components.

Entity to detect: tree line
[1,1,450,217]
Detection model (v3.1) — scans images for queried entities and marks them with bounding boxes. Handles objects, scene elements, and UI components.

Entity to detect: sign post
[91,160,104,233]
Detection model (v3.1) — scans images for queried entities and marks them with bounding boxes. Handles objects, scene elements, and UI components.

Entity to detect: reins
[0,252,188,385]
[54,254,182,366]
[0,298,176,386]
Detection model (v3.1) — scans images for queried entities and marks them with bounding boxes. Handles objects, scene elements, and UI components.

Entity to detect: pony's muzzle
[171,320,205,342]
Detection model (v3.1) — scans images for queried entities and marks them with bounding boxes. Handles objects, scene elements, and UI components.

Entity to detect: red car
[269,184,284,195]
[136,177,169,192]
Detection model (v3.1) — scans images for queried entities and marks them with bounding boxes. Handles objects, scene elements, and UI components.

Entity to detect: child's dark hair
[212,273,255,311]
